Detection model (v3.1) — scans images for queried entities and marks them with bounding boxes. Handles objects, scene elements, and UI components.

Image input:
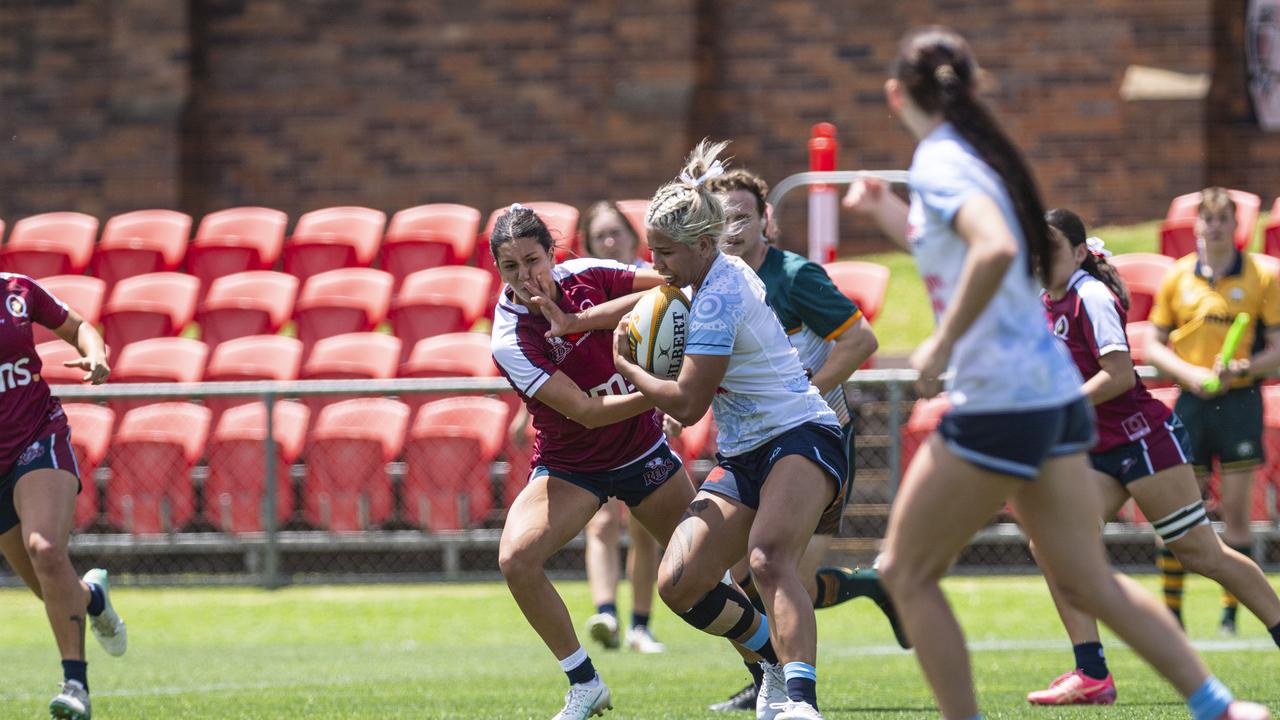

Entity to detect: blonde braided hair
[645,139,733,247]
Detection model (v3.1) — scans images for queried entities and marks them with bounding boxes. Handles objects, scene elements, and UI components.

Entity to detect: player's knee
[746,543,793,589]
[656,563,704,612]
[497,540,542,584]
[25,533,70,576]
[1168,538,1220,577]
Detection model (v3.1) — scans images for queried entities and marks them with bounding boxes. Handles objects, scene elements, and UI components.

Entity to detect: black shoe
[708,683,756,712]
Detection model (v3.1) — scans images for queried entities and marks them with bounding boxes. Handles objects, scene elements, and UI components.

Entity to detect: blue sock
[1072,641,1108,680]
[783,661,817,709]
[86,583,105,617]
[631,612,649,629]
[558,646,597,686]
[1188,676,1233,720]
[61,660,87,691]
[596,603,617,618]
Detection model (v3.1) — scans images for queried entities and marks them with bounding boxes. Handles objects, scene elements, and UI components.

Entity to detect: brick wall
[1,0,1273,253]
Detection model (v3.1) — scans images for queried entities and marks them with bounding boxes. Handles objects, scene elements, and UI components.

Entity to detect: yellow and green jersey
[753,246,861,425]
[1149,251,1280,388]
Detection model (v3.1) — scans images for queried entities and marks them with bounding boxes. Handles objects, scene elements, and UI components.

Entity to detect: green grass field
[1,575,1276,718]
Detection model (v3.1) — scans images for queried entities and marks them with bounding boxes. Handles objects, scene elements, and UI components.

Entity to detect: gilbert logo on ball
[627,285,690,379]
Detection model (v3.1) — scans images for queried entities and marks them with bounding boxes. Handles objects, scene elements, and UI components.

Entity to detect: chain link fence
[4,371,1276,588]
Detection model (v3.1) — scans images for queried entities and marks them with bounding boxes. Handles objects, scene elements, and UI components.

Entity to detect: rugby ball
[627,285,690,379]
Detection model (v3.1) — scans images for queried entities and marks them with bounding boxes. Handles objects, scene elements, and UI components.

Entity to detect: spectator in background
[578,201,666,654]
[1145,187,1280,635]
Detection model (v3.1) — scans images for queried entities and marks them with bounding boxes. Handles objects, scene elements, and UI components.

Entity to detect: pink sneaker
[1218,701,1272,720]
[1026,670,1117,705]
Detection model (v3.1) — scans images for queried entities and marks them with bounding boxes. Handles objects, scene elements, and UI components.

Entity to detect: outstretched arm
[611,319,728,427]
[52,308,110,385]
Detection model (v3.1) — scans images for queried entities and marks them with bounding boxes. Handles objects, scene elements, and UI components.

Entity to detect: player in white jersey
[550,142,847,720]
[842,25,1269,720]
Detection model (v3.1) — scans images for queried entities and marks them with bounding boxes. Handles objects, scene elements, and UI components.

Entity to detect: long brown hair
[1046,208,1130,312]
[894,26,1050,282]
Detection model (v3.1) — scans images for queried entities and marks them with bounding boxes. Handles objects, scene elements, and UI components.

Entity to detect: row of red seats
[900,386,1280,522]
[66,396,509,535]
[63,393,721,537]
[1159,191,1280,259]
[38,331,496,422]
[34,265,493,362]
[0,201,637,292]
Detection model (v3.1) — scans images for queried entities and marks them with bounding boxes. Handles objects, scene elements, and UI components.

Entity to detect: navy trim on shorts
[938,397,1096,480]
[531,440,683,508]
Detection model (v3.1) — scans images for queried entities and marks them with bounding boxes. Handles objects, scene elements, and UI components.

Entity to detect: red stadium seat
[382,204,482,287]
[109,337,208,418]
[204,334,303,424]
[823,261,891,324]
[197,271,298,350]
[478,202,580,287]
[92,210,192,289]
[283,206,385,283]
[30,275,105,346]
[399,332,497,417]
[107,403,210,534]
[1264,198,1280,259]
[0,212,98,277]
[1125,321,1155,368]
[205,400,310,533]
[305,398,409,531]
[206,334,304,382]
[301,332,401,419]
[1160,189,1260,259]
[101,272,199,355]
[389,267,493,362]
[404,397,510,530]
[35,341,88,385]
[1109,253,1173,323]
[62,403,114,530]
[294,268,393,358]
[900,394,951,471]
[614,199,651,260]
[187,207,288,297]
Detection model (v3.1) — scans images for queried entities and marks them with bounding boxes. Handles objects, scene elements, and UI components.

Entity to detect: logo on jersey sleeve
[1053,315,1069,339]
[6,293,28,319]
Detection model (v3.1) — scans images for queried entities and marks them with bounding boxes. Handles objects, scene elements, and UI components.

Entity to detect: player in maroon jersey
[1028,209,1280,706]
[490,205,781,720]
[0,272,126,719]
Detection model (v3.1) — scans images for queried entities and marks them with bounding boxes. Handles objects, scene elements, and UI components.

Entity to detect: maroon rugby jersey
[1043,269,1170,452]
[491,258,662,472]
[1,273,70,474]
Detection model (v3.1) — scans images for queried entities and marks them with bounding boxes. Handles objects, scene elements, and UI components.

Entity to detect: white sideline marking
[825,637,1277,657]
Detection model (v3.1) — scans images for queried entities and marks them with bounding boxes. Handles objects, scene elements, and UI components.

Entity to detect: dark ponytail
[1045,208,1130,312]
[490,203,555,259]
[894,26,1050,282]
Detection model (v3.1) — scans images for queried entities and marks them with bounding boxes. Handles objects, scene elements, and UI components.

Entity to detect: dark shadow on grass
[821,707,941,714]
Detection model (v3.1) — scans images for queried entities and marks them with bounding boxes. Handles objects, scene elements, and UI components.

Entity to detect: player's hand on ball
[910,332,950,398]
[65,353,110,385]
[613,318,636,372]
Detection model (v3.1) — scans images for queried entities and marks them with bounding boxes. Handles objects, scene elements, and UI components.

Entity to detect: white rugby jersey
[686,253,838,455]
[906,123,1082,412]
